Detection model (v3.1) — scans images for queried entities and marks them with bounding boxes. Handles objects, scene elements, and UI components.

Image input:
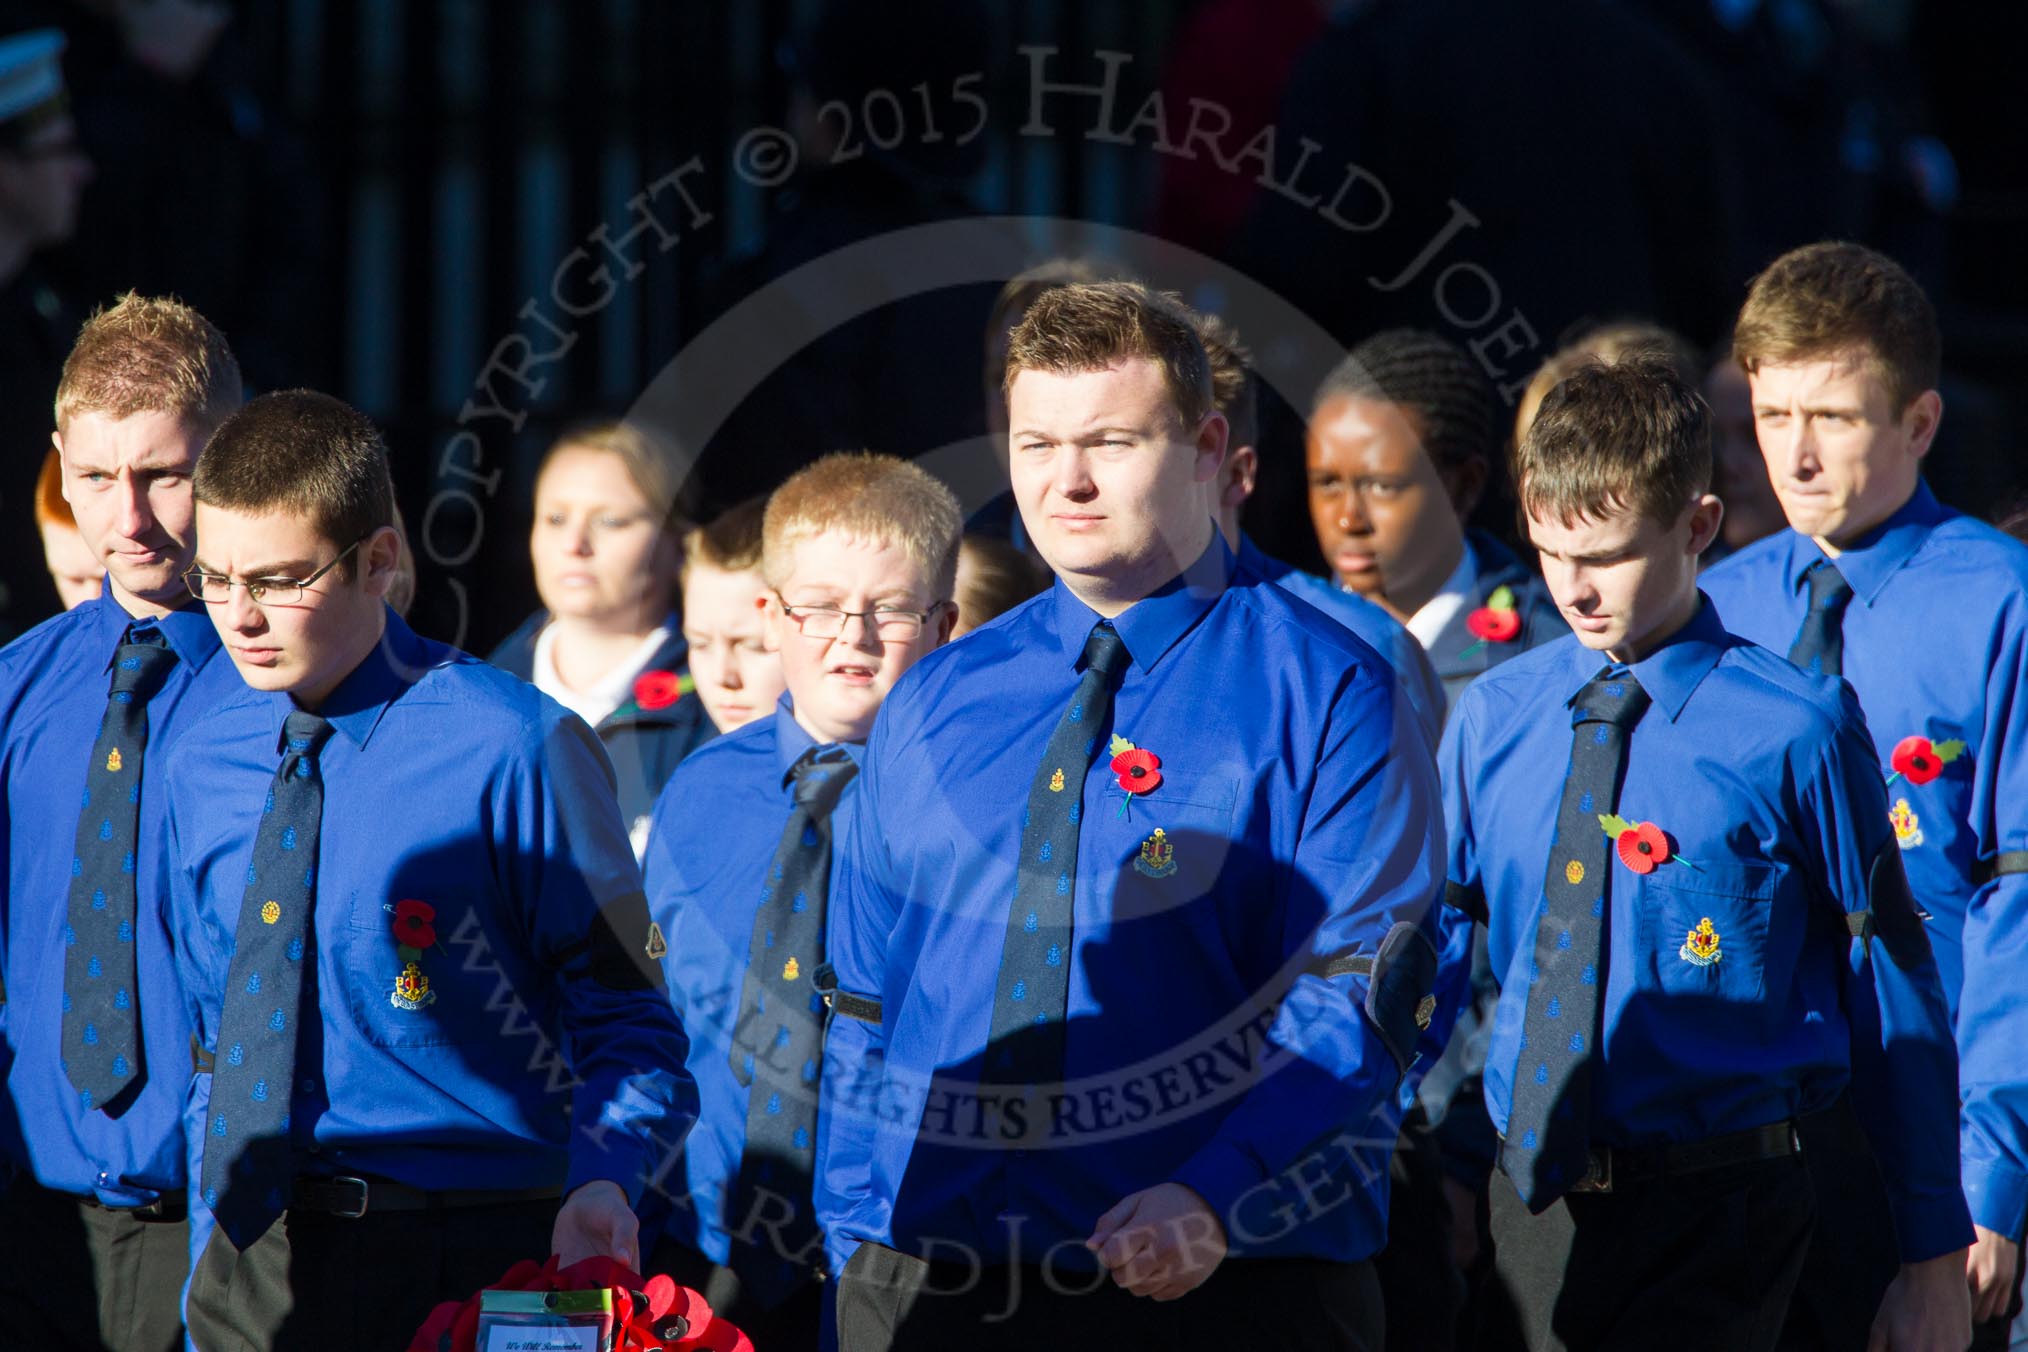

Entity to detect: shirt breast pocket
[1637,857,1779,1005]
[337,890,469,1049]
[1098,773,1243,921]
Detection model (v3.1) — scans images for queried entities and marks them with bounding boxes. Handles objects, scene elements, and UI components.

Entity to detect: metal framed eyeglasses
[183,537,367,607]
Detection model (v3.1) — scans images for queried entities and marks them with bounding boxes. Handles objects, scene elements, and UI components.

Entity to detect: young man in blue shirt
[1700,240,2028,1350]
[819,281,1450,1350]
[1445,357,1970,1350]
[641,452,961,1348]
[160,390,698,1352]
[0,295,243,1351]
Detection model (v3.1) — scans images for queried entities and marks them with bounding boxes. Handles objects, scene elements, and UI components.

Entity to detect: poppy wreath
[1887,734,1965,787]
[407,1254,754,1352]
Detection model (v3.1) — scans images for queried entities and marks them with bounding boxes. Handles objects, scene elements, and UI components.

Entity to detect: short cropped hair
[955,534,1049,631]
[1734,241,1940,413]
[682,495,768,584]
[54,292,241,434]
[1195,313,1257,451]
[1316,329,1495,475]
[194,390,395,579]
[989,258,1113,351]
[1003,282,1213,430]
[536,418,698,534]
[761,451,963,598]
[1514,356,1711,528]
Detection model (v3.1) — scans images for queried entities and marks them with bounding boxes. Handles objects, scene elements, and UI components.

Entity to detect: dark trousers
[0,1176,187,1352]
[1774,1101,1900,1352]
[1480,1153,1814,1352]
[649,1236,829,1352]
[186,1197,555,1352]
[1373,1110,1470,1351]
[836,1242,1383,1352]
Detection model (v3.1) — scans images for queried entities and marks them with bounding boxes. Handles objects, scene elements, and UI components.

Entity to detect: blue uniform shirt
[1239,533,1446,750]
[641,700,861,1271]
[817,537,1448,1266]
[1702,481,2028,1237]
[1441,597,1971,1260]
[0,596,239,1204]
[160,611,697,1204]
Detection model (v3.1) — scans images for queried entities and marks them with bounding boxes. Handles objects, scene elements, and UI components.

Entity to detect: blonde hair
[761,452,962,597]
[536,419,697,533]
[54,292,241,434]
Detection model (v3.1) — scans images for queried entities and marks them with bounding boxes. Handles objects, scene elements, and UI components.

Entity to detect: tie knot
[1805,560,1854,614]
[108,631,178,701]
[787,745,858,808]
[1572,670,1652,730]
[1080,622,1130,683]
[281,711,336,759]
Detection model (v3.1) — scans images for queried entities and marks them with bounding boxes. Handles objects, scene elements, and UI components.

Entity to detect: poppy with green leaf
[1599,814,1701,875]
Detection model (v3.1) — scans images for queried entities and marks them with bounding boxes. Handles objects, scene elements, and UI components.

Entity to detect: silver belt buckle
[331,1175,370,1219]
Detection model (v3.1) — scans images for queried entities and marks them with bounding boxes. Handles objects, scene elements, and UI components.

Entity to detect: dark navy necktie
[986,621,1131,1095]
[62,625,178,1112]
[1502,669,1651,1211]
[201,710,334,1250]
[726,743,857,1305]
[1788,559,1855,677]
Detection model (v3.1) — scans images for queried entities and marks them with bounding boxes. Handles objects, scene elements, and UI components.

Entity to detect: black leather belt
[1502,1117,1803,1196]
[291,1175,561,1219]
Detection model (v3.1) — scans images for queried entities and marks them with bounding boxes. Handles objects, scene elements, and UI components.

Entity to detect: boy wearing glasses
[0,294,241,1351]
[160,390,697,1352]
[639,450,962,1349]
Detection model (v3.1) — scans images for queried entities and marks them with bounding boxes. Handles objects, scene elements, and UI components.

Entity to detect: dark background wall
[22,0,2028,650]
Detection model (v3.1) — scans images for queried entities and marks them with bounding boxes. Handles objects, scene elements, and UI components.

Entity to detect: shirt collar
[1564,592,1729,723]
[771,692,863,792]
[1048,530,1232,676]
[1406,543,1477,649]
[94,594,224,674]
[1786,478,1948,604]
[266,607,433,753]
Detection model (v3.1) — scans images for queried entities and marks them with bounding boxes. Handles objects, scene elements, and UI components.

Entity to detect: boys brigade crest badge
[1133,827,1176,878]
[392,962,435,1011]
[1679,916,1722,967]
[1890,797,1924,849]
